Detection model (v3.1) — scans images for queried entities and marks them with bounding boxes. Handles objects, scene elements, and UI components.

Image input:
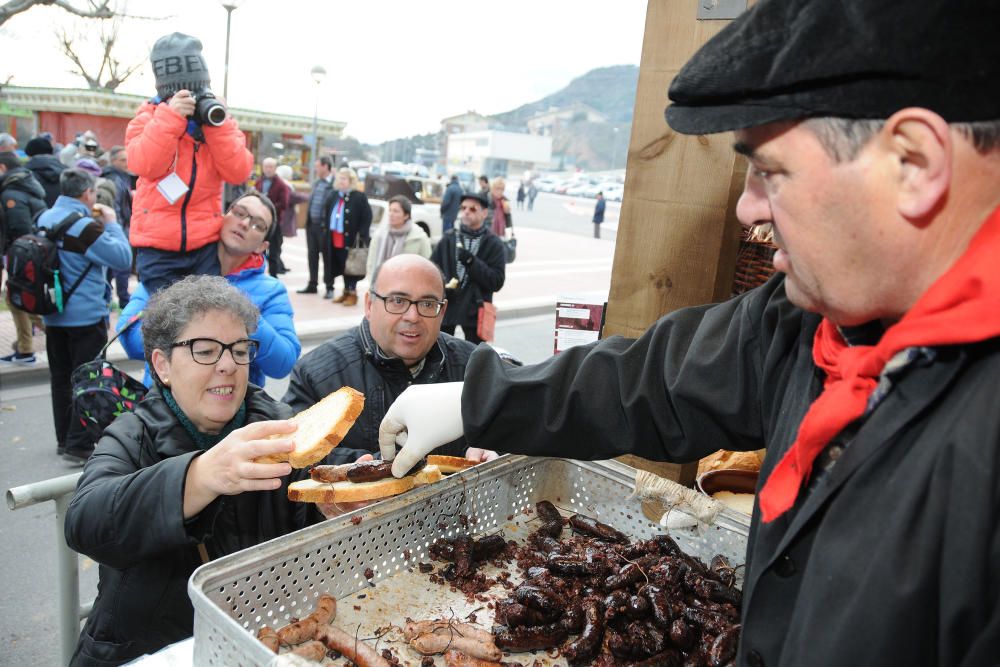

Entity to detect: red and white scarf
[759,204,1000,522]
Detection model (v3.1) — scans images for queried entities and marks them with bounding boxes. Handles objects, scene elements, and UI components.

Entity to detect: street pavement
[0,194,618,666]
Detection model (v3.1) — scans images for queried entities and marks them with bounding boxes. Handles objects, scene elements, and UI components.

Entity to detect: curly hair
[141,275,259,383]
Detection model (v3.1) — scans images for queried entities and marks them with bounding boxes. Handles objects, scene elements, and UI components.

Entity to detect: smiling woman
[64,275,312,667]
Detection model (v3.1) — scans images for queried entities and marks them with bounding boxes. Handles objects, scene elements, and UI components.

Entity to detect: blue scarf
[329,191,347,233]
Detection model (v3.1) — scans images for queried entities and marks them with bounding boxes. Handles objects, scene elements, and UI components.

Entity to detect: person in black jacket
[439,174,462,234]
[283,254,497,466]
[321,167,372,306]
[65,275,308,666]
[0,152,48,365]
[23,135,66,207]
[431,192,505,344]
[381,2,1000,666]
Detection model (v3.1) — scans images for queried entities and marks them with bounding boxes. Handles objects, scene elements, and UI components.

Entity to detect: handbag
[477,301,497,342]
[503,232,517,264]
[71,315,148,442]
[344,234,369,278]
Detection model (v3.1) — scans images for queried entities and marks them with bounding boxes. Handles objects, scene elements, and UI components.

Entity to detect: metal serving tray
[189,456,750,666]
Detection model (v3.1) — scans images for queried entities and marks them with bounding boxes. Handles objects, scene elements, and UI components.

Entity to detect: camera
[192,89,227,127]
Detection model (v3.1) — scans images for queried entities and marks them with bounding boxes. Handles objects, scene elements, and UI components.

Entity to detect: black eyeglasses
[170,338,258,365]
[229,204,270,234]
[371,291,445,318]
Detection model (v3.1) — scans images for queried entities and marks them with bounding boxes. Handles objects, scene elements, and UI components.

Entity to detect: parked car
[603,185,624,202]
[364,173,444,244]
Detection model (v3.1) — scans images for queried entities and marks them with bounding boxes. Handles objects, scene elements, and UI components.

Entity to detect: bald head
[371,254,445,296]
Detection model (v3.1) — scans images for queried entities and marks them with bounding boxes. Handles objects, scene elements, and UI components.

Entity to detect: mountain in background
[492,64,638,127]
[366,64,639,172]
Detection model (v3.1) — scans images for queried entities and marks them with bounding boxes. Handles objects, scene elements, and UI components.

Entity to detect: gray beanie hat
[150,32,211,99]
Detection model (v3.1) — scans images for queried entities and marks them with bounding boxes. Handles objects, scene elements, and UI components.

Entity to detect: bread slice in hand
[427,454,476,474]
[257,387,364,468]
[288,465,444,504]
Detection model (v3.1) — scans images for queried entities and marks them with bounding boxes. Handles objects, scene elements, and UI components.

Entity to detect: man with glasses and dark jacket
[283,254,496,466]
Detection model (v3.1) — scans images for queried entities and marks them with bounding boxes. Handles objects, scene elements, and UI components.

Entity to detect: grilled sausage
[314,623,390,667]
[569,515,629,544]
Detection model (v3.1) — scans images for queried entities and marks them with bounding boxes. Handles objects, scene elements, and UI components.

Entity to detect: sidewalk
[0,225,614,387]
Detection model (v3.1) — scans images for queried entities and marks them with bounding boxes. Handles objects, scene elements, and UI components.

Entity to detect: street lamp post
[307,65,327,184]
[220,2,242,100]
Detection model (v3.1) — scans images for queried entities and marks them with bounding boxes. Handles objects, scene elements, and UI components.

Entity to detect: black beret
[666,0,1000,135]
[460,192,489,208]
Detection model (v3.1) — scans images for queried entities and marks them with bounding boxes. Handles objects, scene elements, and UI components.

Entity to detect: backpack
[72,315,147,442]
[4,211,93,315]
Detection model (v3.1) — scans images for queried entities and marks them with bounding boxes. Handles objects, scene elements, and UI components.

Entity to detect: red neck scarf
[759,204,1000,523]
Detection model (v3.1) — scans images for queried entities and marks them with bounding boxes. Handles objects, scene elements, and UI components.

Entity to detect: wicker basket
[731,224,777,296]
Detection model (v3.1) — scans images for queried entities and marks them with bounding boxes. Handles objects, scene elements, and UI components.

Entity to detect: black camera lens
[193,90,227,127]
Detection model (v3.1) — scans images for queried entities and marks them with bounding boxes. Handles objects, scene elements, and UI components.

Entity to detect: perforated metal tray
[189,456,750,666]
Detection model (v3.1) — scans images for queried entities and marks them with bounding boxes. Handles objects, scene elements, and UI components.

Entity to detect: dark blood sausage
[683,607,731,635]
[604,589,631,624]
[604,563,644,590]
[547,554,607,577]
[559,601,585,634]
[692,575,743,606]
[534,500,564,538]
[562,599,605,665]
[669,618,695,652]
[569,515,629,544]
[607,622,666,660]
[644,585,673,627]
[473,534,507,561]
[514,585,561,615]
[492,622,569,652]
[453,535,474,578]
[495,600,559,627]
[346,458,426,483]
[429,534,507,564]
[626,594,651,619]
[708,624,741,666]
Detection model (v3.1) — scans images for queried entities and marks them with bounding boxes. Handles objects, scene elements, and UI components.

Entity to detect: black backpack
[4,211,93,315]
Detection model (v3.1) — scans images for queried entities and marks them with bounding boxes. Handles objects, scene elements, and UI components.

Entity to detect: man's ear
[364,290,373,318]
[880,108,952,221]
[255,239,270,256]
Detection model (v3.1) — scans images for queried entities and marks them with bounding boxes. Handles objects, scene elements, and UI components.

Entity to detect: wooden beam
[609,0,750,485]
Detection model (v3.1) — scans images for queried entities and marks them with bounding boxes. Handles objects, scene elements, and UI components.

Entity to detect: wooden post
[609,0,751,486]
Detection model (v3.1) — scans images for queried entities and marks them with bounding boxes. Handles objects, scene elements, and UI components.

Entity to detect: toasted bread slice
[288,465,444,504]
[257,387,365,468]
[427,454,476,474]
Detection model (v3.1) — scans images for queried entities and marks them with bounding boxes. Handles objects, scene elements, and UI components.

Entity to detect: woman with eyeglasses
[65,275,307,666]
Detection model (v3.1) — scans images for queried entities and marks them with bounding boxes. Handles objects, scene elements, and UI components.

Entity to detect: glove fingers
[378,417,404,461]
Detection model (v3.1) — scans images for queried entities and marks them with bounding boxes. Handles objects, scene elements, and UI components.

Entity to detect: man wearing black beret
[430,192,505,344]
[381,1,1000,664]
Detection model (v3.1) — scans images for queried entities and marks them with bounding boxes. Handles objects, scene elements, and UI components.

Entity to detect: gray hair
[60,168,96,198]
[805,117,1000,162]
[109,145,126,161]
[142,275,259,383]
[0,133,16,149]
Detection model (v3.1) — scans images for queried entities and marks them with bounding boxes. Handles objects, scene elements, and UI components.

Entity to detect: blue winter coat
[118,253,301,387]
[38,196,132,327]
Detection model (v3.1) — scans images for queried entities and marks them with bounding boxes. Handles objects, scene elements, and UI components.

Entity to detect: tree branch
[0,0,114,28]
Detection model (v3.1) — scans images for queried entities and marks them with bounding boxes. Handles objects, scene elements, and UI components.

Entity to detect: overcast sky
[0,1,648,143]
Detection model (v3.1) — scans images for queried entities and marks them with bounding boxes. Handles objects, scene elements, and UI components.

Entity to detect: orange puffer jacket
[126,102,253,252]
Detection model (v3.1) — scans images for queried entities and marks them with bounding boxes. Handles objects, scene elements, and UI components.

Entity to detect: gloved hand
[379,382,465,477]
[458,247,474,265]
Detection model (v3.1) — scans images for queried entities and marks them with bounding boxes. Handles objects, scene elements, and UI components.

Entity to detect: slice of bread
[257,387,365,468]
[288,465,444,504]
[427,454,475,474]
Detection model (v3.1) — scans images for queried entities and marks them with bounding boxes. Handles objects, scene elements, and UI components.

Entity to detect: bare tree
[58,17,141,91]
[0,0,114,28]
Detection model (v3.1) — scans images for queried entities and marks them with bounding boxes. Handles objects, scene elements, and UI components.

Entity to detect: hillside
[492,65,639,127]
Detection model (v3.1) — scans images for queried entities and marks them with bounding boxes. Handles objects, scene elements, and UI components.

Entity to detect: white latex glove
[379,382,465,477]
